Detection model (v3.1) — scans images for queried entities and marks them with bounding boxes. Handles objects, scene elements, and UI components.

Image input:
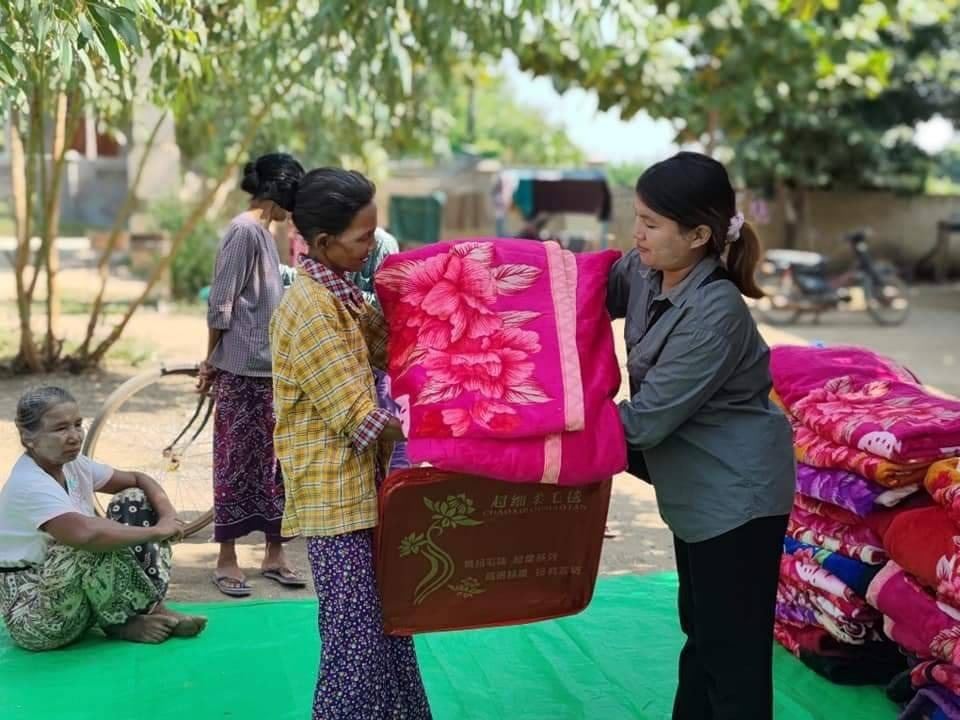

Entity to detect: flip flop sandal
[212,574,252,597]
[261,567,307,588]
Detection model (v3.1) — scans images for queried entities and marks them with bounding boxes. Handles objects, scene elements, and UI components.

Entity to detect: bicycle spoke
[86,372,214,519]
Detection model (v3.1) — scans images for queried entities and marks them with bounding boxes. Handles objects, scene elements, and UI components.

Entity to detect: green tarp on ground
[0,573,898,719]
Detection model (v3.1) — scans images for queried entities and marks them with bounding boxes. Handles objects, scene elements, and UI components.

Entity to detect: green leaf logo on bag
[399,494,484,605]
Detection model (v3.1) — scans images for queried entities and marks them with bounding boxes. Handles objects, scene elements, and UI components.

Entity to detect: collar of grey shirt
[640,254,721,308]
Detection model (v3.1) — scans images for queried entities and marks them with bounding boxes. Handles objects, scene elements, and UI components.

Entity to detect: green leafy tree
[443,68,586,167]
[606,162,649,188]
[0,0,204,372]
[2,0,595,372]
[518,0,960,245]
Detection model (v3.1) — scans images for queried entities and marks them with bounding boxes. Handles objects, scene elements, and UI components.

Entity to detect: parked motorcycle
[752,229,911,326]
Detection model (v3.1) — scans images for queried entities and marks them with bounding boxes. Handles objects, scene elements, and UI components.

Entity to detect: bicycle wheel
[82,364,215,538]
[864,271,911,327]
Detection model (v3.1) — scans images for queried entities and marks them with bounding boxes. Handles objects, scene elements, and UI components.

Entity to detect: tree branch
[86,101,274,366]
[42,87,83,363]
[9,109,41,371]
[77,109,168,358]
[27,81,48,301]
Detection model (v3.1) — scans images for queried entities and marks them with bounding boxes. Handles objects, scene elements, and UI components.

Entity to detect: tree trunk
[466,76,476,143]
[41,91,76,365]
[205,174,238,222]
[704,109,719,156]
[86,104,273,366]
[77,110,167,359]
[9,110,41,372]
[779,182,803,250]
[27,86,47,301]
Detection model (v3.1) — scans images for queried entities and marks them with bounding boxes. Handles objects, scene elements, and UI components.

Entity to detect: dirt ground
[1,266,957,603]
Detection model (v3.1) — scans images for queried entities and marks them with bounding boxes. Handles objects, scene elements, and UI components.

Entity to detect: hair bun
[240,162,260,196]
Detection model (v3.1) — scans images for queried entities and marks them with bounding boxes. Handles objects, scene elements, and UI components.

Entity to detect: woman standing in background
[198,152,307,597]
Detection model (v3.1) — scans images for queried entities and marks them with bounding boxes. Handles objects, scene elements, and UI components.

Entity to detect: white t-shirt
[0,453,114,567]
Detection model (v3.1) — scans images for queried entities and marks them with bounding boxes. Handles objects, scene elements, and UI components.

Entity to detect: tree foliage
[0,0,203,372]
[439,68,586,167]
[518,0,960,192]
[1,0,606,373]
[173,1,557,176]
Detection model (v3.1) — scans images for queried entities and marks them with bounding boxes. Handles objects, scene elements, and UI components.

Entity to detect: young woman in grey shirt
[198,153,307,597]
[607,152,795,720]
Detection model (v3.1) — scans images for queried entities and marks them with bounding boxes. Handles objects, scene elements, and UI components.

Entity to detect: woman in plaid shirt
[270,168,432,720]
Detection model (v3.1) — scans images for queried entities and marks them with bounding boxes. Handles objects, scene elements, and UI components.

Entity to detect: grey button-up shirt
[207,215,284,378]
[608,250,795,542]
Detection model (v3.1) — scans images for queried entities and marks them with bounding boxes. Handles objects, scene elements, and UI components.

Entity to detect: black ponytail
[240,153,304,212]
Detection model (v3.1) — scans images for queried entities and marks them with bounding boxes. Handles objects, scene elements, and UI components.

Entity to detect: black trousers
[672,514,789,720]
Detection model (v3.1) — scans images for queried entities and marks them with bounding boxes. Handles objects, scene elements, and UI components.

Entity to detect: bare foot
[104,614,178,644]
[153,602,209,638]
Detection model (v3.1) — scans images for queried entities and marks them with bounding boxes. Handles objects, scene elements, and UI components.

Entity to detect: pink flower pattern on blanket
[771,346,960,464]
[780,551,869,607]
[926,459,960,527]
[774,398,928,487]
[790,505,884,550]
[787,508,887,565]
[936,538,960,611]
[793,493,863,526]
[775,589,881,645]
[779,559,878,621]
[867,561,960,665]
[912,661,960,695]
[378,242,625,486]
[376,240,574,440]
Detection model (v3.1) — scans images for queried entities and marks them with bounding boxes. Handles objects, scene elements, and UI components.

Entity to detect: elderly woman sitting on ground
[0,386,206,651]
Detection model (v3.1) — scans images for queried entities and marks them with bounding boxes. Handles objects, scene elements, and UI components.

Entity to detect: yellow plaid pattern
[270,275,389,537]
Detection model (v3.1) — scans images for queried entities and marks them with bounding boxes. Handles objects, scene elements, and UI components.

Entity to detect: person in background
[514,211,551,241]
[0,387,206,650]
[346,227,400,307]
[198,152,307,597]
[607,152,795,720]
[346,227,410,473]
[270,167,431,720]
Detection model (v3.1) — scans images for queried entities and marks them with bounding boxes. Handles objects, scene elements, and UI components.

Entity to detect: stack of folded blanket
[868,459,960,719]
[770,345,960,703]
[375,238,627,486]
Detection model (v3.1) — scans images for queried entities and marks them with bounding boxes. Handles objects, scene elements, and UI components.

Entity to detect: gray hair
[15,386,77,445]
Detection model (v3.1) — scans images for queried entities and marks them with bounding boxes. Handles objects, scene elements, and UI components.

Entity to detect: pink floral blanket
[376,239,625,485]
[866,561,960,665]
[926,458,960,527]
[787,507,887,565]
[771,345,960,464]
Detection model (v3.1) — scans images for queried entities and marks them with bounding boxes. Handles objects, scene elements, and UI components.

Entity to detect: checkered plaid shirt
[270,257,390,537]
